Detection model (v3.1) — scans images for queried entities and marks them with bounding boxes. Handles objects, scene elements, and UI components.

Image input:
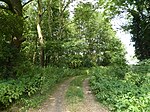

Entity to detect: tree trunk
[37,0,44,67]
[0,0,25,78]
[3,0,25,49]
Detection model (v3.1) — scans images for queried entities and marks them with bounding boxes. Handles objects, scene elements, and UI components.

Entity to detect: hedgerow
[90,61,150,111]
[0,65,81,110]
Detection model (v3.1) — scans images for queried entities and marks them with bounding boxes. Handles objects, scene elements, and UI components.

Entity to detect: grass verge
[65,75,87,104]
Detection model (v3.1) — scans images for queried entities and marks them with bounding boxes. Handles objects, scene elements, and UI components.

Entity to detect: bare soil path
[28,78,74,112]
[28,77,109,112]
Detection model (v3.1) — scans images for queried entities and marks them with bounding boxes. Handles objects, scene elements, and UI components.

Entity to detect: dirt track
[28,78,108,112]
[28,78,73,112]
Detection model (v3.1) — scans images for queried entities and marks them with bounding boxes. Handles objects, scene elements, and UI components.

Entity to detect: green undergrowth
[65,75,87,104]
[0,65,84,111]
[90,62,150,112]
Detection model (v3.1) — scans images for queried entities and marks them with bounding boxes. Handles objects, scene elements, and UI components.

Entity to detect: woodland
[0,0,150,111]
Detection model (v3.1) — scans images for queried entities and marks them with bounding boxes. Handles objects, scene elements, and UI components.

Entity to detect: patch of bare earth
[67,78,109,112]
[28,78,74,112]
[28,77,109,112]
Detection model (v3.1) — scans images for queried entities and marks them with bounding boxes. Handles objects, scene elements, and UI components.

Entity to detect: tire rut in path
[69,78,109,112]
[28,78,74,112]
[29,77,108,112]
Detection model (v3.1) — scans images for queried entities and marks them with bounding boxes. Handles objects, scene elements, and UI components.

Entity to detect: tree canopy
[0,0,132,78]
[101,0,150,60]
[0,1,150,111]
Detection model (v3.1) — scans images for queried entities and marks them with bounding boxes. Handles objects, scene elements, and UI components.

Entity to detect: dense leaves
[101,0,150,60]
[1,0,149,111]
[66,3,126,67]
[90,62,150,111]
[21,1,126,68]
[0,65,81,109]
[0,10,24,78]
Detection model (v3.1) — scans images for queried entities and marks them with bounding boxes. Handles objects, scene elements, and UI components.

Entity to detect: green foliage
[134,59,150,72]
[0,79,25,107]
[22,1,126,68]
[90,64,150,111]
[0,0,134,111]
[69,3,126,67]
[101,0,150,60]
[0,65,81,110]
[0,9,24,78]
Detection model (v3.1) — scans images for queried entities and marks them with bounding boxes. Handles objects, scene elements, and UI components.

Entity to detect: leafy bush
[0,79,25,107]
[90,65,150,111]
[131,59,150,74]
[0,66,81,110]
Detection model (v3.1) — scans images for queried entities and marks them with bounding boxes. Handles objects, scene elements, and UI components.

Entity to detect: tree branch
[0,0,10,10]
[0,0,16,14]
[0,5,9,10]
[61,0,71,14]
[0,0,9,4]
[23,0,33,7]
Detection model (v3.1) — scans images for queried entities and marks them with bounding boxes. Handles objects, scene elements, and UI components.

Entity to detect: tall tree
[0,0,32,78]
[72,2,126,67]
[37,0,44,67]
[44,0,73,66]
[0,0,33,50]
[101,0,150,60]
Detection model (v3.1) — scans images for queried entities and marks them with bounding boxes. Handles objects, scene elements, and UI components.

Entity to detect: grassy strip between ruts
[65,75,87,104]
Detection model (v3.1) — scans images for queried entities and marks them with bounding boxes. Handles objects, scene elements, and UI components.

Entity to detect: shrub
[90,65,150,111]
[0,66,81,110]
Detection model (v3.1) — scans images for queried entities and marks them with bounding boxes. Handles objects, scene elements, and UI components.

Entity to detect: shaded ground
[28,77,108,112]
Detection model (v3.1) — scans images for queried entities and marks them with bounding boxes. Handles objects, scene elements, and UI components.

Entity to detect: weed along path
[29,77,108,112]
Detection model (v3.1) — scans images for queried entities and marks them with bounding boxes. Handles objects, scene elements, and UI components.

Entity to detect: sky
[69,0,139,64]
[111,14,139,64]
